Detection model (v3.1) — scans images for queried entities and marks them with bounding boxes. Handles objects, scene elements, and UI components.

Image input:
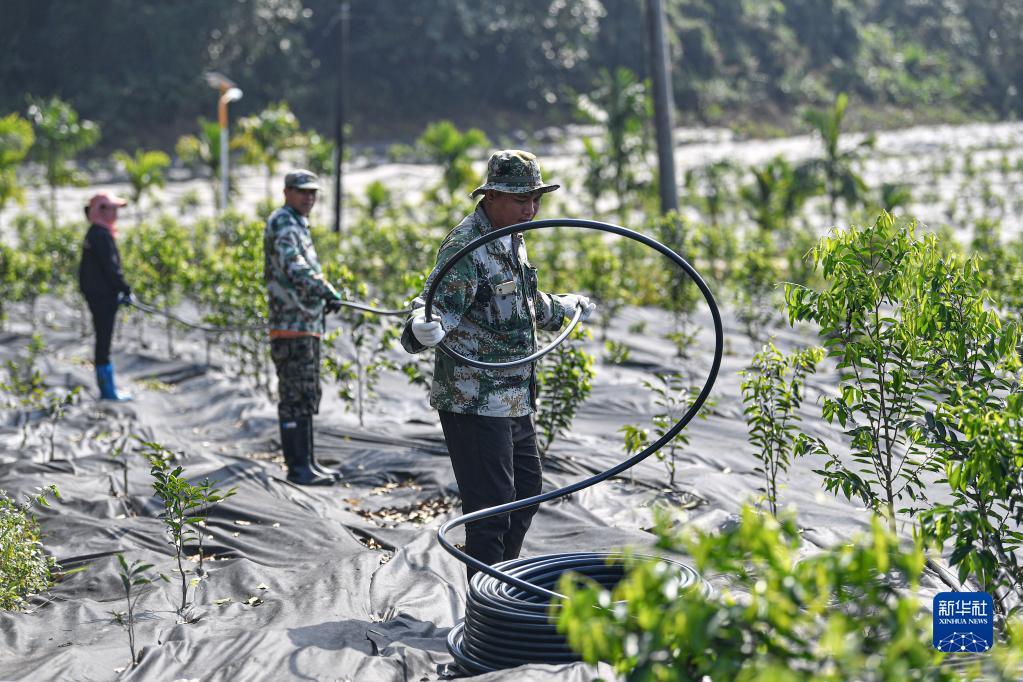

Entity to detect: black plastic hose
[422,218,723,674]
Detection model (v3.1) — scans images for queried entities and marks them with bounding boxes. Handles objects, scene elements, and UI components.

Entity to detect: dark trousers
[86,295,118,366]
[270,336,322,421]
[439,410,543,581]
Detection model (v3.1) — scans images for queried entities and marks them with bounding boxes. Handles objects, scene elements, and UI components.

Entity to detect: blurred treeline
[1,0,1020,150]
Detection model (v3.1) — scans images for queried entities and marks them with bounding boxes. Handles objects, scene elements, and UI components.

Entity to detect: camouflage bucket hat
[470,149,560,198]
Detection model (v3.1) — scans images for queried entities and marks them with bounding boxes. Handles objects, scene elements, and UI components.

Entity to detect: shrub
[112,553,165,667]
[620,373,707,488]
[143,441,236,618]
[740,343,823,515]
[785,212,942,531]
[920,386,1023,618]
[0,485,60,611]
[536,327,595,456]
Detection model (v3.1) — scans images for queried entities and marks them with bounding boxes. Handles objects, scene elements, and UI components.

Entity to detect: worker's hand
[324,297,344,314]
[411,311,445,347]
[117,290,134,307]
[564,294,596,322]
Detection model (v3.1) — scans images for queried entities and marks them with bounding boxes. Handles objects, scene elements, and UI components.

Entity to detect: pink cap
[86,192,128,212]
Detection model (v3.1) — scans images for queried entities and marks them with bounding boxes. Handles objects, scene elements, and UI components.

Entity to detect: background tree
[25,96,100,228]
[0,1,1020,148]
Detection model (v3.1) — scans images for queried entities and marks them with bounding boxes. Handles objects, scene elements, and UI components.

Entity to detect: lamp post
[204,72,243,213]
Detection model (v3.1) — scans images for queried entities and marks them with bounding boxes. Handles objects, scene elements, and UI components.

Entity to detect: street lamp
[204,72,243,213]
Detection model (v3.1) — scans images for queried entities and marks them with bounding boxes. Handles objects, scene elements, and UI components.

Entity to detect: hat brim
[288,182,321,190]
[470,182,560,199]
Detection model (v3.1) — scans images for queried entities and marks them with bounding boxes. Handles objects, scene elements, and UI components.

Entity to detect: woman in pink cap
[77,192,133,401]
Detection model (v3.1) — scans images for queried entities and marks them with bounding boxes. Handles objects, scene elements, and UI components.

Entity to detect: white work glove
[411,311,445,347]
[565,294,596,322]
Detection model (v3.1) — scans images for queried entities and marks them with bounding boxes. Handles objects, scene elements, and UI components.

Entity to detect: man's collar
[474,203,494,234]
[283,204,309,227]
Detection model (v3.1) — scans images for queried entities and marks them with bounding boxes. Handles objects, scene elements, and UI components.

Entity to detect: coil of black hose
[423,218,723,674]
[447,552,702,674]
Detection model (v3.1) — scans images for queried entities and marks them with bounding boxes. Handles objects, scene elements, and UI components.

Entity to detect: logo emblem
[933,592,993,653]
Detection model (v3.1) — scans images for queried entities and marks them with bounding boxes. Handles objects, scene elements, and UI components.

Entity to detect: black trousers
[86,294,118,366]
[439,410,543,581]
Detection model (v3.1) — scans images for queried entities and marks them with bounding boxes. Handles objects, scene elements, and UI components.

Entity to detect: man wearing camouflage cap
[401,150,595,581]
[264,169,345,486]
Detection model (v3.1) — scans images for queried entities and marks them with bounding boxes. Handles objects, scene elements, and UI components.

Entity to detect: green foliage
[0,485,60,611]
[42,386,81,463]
[651,213,702,356]
[304,130,336,179]
[8,214,79,323]
[573,232,626,341]
[143,441,236,618]
[0,112,34,214]
[0,335,79,457]
[739,155,820,237]
[322,273,401,427]
[740,343,823,515]
[556,507,955,682]
[0,243,20,328]
[1,333,46,407]
[684,160,736,229]
[621,373,705,487]
[535,327,595,456]
[235,101,304,200]
[25,96,100,228]
[732,243,780,343]
[113,553,166,667]
[113,149,171,223]
[602,339,631,365]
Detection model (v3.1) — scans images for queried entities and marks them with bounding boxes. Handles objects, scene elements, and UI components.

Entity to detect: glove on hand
[565,294,596,322]
[117,291,134,307]
[411,311,445,347]
[324,297,344,314]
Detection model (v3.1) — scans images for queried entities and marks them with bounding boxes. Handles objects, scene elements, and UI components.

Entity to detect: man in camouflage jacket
[264,169,344,486]
[401,150,595,580]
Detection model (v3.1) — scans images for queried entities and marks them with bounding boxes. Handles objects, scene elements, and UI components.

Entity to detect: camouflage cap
[470,149,560,198]
[284,169,320,190]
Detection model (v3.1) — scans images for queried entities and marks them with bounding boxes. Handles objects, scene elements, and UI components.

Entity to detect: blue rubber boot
[96,363,132,401]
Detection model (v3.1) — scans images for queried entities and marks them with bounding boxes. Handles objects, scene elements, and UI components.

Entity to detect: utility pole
[645,0,678,214]
[332,1,350,233]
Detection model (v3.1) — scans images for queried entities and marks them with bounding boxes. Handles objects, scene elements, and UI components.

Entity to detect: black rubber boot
[280,417,334,486]
[307,418,343,481]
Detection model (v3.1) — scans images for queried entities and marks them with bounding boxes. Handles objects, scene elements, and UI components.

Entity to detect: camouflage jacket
[401,205,570,417]
[263,205,340,335]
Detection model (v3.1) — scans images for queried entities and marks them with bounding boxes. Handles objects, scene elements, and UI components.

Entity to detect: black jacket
[78,224,130,299]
